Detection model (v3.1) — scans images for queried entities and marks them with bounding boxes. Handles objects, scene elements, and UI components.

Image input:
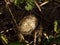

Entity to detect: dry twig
[34,0,41,12]
[4,0,25,42]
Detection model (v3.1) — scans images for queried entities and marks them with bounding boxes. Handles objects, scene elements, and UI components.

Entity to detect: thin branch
[4,0,17,27]
[34,0,41,12]
[43,33,49,39]
[40,1,49,7]
[34,32,37,45]
[4,0,25,42]
[33,0,54,29]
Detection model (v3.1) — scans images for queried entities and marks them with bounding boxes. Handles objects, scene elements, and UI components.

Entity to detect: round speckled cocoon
[18,14,38,34]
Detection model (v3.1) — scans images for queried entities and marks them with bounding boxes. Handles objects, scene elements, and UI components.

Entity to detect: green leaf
[54,20,60,33]
[25,0,35,11]
[54,20,58,33]
[14,0,35,11]
[0,33,8,44]
[14,0,24,5]
[7,42,27,45]
[25,3,34,11]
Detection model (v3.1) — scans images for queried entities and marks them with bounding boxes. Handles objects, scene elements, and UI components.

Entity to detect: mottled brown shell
[18,14,38,34]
